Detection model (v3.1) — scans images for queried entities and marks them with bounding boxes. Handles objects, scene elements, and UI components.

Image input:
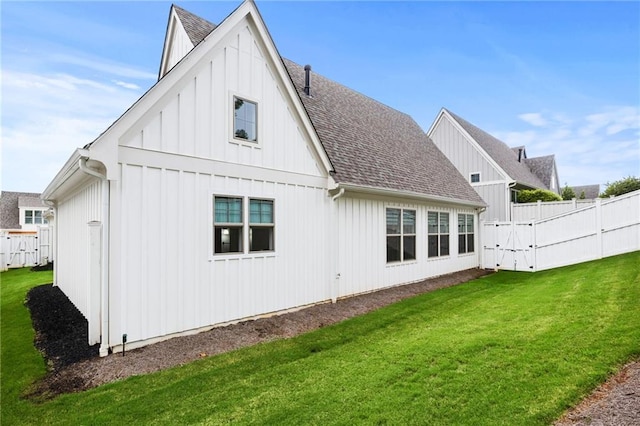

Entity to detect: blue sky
[2,1,639,193]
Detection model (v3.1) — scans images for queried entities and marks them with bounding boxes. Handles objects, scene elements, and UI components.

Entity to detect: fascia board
[335,183,487,209]
[440,109,514,183]
[158,6,195,79]
[246,3,334,174]
[41,148,88,200]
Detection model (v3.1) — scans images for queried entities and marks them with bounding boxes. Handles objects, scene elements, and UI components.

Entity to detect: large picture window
[386,208,416,263]
[233,96,257,142]
[458,214,475,254]
[428,211,449,258]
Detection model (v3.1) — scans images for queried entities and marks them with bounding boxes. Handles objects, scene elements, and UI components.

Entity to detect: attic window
[470,173,480,183]
[233,96,257,142]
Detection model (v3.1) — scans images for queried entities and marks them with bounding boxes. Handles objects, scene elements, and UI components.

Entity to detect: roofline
[41,148,88,200]
[334,183,487,209]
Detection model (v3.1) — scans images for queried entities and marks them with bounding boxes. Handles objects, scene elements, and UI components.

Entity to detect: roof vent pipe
[518,148,523,163]
[304,64,311,96]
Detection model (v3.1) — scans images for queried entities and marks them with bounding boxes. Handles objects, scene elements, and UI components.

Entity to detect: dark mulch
[25,284,99,369]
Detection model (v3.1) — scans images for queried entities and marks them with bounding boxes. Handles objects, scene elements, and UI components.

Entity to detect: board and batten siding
[55,179,102,331]
[430,115,504,184]
[335,195,479,298]
[475,182,508,222]
[106,18,332,349]
[121,21,323,177]
[109,164,330,348]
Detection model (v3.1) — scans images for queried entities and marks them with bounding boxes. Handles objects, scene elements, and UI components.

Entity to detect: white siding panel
[475,183,507,222]
[120,19,324,179]
[430,116,503,183]
[336,196,479,299]
[56,180,102,322]
[113,163,331,347]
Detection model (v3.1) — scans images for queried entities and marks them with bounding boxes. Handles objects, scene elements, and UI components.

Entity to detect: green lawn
[2,252,639,425]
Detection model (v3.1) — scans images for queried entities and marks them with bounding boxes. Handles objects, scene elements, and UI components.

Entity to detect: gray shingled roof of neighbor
[173,5,216,46]
[445,109,547,190]
[524,155,556,190]
[283,60,484,204]
[0,191,45,229]
[571,184,601,199]
[172,6,485,205]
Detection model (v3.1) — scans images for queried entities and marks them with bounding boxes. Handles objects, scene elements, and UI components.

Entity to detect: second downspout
[331,188,345,302]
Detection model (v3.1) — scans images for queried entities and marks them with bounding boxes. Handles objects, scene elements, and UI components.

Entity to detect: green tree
[517,189,562,203]
[561,184,576,200]
[579,190,586,200]
[600,176,640,198]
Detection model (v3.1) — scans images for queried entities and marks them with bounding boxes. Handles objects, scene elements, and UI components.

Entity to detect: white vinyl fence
[511,199,595,221]
[484,190,640,272]
[0,227,52,272]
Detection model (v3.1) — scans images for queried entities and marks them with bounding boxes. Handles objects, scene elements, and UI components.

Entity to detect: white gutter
[78,155,111,357]
[335,183,486,208]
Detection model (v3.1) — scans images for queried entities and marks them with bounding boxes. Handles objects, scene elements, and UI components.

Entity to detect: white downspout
[331,187,346,302]
[79,157,110,357]
[43,200,57,286]
[476,206,487,269]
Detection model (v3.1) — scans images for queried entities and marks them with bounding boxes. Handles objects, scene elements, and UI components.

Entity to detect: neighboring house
[0,191,50,231]
[571,184,600,200]
[42,2,486,355]
[427,108,559,221]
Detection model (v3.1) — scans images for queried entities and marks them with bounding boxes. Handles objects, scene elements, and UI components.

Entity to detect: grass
[2,252,639,425]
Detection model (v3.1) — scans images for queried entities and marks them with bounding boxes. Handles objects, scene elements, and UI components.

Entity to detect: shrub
[517,189,562,203]
[600,176,640,198]
[561,184,576,200]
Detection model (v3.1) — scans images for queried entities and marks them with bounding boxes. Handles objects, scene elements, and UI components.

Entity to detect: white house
[427,108,560,221]
[42,1,486,356]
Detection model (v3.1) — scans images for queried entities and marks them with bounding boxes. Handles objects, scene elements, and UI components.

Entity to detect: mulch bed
[23,268,640,424]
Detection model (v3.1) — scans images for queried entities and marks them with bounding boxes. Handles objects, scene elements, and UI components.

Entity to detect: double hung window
[458,214,475,254]
[25,209,47,225]
[386,208,416,263]
[428,211,450,258]
[213,196,274,255]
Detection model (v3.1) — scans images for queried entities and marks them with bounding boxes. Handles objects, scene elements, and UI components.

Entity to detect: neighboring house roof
[445,110,547,189]
[283,60,484,204]
[173,5,216,46]
[571,184,600,199]
[172,6,484,205]
[524,155,556,190]
[0,191,46,229]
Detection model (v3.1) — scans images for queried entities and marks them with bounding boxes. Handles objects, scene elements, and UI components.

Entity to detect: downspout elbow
[78,157,106,180]
[331,187,345,202]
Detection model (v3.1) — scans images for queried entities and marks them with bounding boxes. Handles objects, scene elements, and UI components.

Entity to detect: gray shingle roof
[445,110,547,189]
[283,60,484,204]
[524,155,556,190]
[0,191,45,229]
[571,184,600,199]
[173,5,216,46]
[173,5,484,205]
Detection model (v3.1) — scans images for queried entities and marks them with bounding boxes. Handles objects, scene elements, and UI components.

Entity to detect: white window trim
[229,91,261,148]
[427,210,450,259]
[457,213,475,255]
[19,207,49,227]
[385,206,417,265]
[209,192,276,260]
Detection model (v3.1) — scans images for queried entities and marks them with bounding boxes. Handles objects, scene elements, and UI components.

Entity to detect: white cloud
[113,80,142,90]
[518,112,547,127]
[1,70,147,192]
[495,106,640,187]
